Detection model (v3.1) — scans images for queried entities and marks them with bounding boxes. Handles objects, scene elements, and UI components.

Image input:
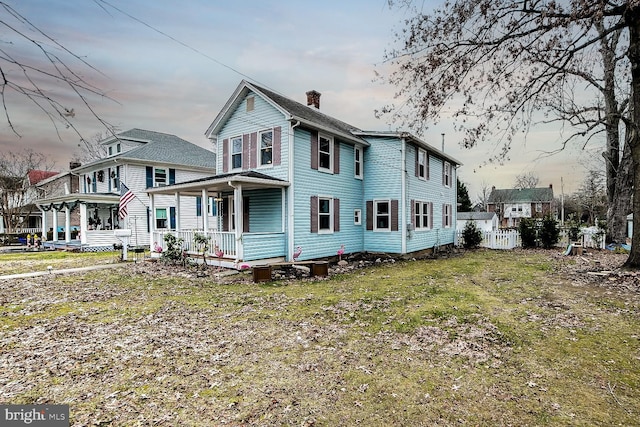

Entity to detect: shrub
[519,217,537,248]
[161,233,185,265]
[539,215,560,249]
[462,220,483,249]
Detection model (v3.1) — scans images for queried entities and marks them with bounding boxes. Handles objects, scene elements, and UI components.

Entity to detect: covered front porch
[147,171,290,269]
[35,193,131,251]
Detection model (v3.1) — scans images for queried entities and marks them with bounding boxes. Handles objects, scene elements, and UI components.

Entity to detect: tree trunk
[623,5,640,269]
[608,138,634,243]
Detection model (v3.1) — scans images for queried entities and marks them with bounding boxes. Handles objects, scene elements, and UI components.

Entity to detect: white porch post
[149,193,155,248]
[65,206,71,242]
[52,208,59,242]
[40,208,47,240]
[233,183,243,261]
[174,191,181,231]
[79,203,88,245]
[201,189,209,233]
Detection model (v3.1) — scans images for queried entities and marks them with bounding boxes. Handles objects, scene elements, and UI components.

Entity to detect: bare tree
[0,2,117,141]
[574,170,608,225]
[0,149,52,233]
[380,0,640,268]
[476,181,493,211]
[514,172,540,189]
[73,127,121,164]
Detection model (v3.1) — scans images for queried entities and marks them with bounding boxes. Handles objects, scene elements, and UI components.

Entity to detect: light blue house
[147,80,461,267]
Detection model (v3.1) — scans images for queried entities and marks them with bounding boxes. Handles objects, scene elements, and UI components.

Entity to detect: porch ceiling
[146,172,290,197]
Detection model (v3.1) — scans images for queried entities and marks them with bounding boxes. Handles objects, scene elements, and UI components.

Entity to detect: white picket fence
[455,227,606,250]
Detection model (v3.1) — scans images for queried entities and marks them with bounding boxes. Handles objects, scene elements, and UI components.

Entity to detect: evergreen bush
[462,220,483,249]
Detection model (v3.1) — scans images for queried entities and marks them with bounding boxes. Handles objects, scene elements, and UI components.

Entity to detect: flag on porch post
[118,182,134,220]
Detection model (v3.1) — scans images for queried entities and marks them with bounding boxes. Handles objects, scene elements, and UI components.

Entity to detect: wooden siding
[217,91,289,182]
[292,127,365,261]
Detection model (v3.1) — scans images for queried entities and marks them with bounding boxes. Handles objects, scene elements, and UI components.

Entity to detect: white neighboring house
[456,212,498,232]
[35,129,216,250]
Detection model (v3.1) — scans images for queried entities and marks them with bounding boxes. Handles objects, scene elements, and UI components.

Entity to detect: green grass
[0,249,638,426]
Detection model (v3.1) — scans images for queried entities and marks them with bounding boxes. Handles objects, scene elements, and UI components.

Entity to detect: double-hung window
[259,130,273,166]
[354,146,363,179]
[414,201,432,229]
[443,161,452,187]
[231,136,243,170]
[374,200,390,231]
[156,208,168,229]
[154,168,167,187]
[318,197,333,233]
[418,148,428,179]
[443,203,452,228]
[318,134,332,171]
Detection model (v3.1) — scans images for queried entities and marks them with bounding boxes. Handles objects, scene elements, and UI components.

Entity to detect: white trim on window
[418,148,428,180]
[443,161,452,188]
[318,133,333,173]
[414,201,433,230]
[258,129,273,167]
[354,146,363,179]
[354,209,362,225]
[230,135,243,170]
[374,199,391,231]
[155,207,168,229]
[443,203,452,228]
[318,195,334,234]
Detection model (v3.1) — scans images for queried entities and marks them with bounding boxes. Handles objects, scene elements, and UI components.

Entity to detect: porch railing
[153,230,237,257]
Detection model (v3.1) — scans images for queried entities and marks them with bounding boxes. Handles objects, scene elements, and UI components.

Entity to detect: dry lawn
[0,248,638,426]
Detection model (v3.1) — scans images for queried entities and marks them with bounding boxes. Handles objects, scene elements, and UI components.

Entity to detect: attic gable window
[246,96,255,112]
[231,136,243,170]
[259,130,273,166]
[318,134,332,172]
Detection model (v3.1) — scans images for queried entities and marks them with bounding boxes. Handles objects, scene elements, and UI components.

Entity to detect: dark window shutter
[242,134,250,170]
[146,166,153,188]
[250,132,257,169]
[222,199,229,231]
[442,204,446,227]
[170,207,176,230]
[391,200,399,231]
[196,196,202,217]
[426,154,430,180]
[222,138,229,173]
[366,200,373,230]
[334,139,340,174]
[146,207,150,232]
[334,198,340,232]
[273,126,282,166]
[310,196,318,233]
[415,148,419,177]
[169,168,176,185]
[107,168,112,192]
[243,196,250,232]
[311,130,319,170]
[92,172,97,192]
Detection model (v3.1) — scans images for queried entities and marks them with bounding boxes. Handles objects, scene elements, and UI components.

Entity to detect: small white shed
[457,212,499,232]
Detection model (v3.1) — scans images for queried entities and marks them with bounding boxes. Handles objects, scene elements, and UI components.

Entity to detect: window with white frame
[414,201,432,229]
[154,168,167,186]
[318,134,332,171]
[259,130,273,166]
[354,146,363,179]
[231,136,243,170]
[318,197,333,233]
[116,143,121,153]
[443,161,452,187]
[443,203,452,228]
[418,148,428,179]
[108,146,113,156]
[156,208,168,229]
[354,209,362,225]
[374,200,390,231]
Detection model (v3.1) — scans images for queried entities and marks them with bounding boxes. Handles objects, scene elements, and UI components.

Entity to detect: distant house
[34,163,82,238]
[487,185,555,228]
[146,80,462,267]
[0,169,58,233]
[456,212,498,232]
[35,129,216,249]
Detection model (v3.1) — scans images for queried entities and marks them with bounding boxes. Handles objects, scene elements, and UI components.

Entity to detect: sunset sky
[1,0,599,200]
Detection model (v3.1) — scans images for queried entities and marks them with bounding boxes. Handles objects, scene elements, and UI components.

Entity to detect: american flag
[118,182,135,220]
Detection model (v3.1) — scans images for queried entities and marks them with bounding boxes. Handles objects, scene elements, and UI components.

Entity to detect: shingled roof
[75,129,216,171]
[488,187,554,203]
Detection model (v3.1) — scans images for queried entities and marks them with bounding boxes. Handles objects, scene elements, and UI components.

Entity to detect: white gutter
[288,120,301,261]
[401,137,407,254]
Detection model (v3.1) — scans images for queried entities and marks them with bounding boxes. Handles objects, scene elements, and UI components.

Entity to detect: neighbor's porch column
[174,191,181,231]
[64,206,71,242]
[52,207,59,242]
[79,203,88,245]
[149,193,155,248]
[201,189,209,234]
[40,208,47,240]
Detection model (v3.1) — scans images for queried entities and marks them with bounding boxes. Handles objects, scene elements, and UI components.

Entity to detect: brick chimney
[306,90,321,109]
[69,161,81,170]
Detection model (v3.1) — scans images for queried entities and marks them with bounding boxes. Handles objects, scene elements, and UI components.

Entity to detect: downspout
[288,120,301,261]
[401,137,407,254]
